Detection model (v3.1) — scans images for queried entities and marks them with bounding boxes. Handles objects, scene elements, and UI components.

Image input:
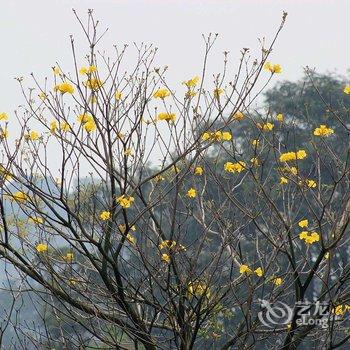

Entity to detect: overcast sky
[1,0,350,116]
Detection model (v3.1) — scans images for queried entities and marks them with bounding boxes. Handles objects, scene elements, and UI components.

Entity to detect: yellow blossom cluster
[298,218,320,244]
[54,82,74,94]
[85,78,103,91]
[77,113,96,133]
[239,264,263,277]
[188,281,211,298]
[29,216,44,224]
[0,112,9,121]
[25,130,40,141]
[343,85,350,94]
[232,111,245,121]
[50,121,71,134]
[299,231,320,244]
[115,91,123,101]
[194,166,203,175]
[213,88,224,99]
[100,211,111,221]
[201,130,232,142]
[79,65,97,75]
[224,161,246,173]
[186,188,196,198]
[153,88,170,99]
[264,62,282,74]
[257,122,274,131]
[119,224,136,233]
[116,195,135,208]
[11,191,28,203]
[332,304,350,316]
[279,150,307,162]
[157,112,176,123]
[36,243,48,253]
[313,124,334,137]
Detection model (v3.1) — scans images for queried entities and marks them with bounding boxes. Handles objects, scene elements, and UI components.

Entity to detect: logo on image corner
[258,299,293,328]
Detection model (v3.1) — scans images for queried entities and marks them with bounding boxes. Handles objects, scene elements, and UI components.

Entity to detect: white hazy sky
[1,0,350,117]
[1,0,350,177]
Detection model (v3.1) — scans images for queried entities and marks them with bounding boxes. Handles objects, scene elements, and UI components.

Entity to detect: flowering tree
[1,10,350,350]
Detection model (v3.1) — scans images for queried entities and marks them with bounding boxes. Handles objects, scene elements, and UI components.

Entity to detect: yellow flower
[254,267,263,277]
[299,231,309,240]
[332,305,347,316]
[296,150,307,159]
[306,179,317,188]
[117,132,125,140]
[214,88,224,98]
[100,211,111,221]
[123,148,134,156]
[299,231,320,244]
[68,278,78,285]
[25,130,40,141]
[154,174,165,183]
[239,264,252,274]
[36,243,48,253]
[222,131,232,141]
[159,240,177,250]
[201,132,210,141]
[194,166,203,175]
[116,195,135,208]
[126,233,136,245]
[273,277,282,286]
[188,281,211,298]
[343,85,350,94]
[64,253,74,262]
[39,92,47,101]
[60,122,71,132]
[251,139,260,147]
[185,90,197,98]
[233,111,245,121]
[224,161,246,173]
[264,62,282,74]
[324,252,330,259]
[77,113,93,124]
[79,65,97,75]
[186,188,197,198]
[84,120,96,133]
[161,253,171,263]
[154,88,170,99]
[280,176,288,185]
[257,122,274,131]
[0,113,8,121]
[0,166,12,181]
[276,113,284,122]
[12,191,28,202]
[201,131,232,142]
[157,112,176,122]
[115,91,123,101]
[313,124,334,137]
[183,76,200,88]
[298,219,308,228]
[53,66,60,75]
[250,157,259,166]
[85,78,103,90]
[119,224,136,234]
[54,82,74,94]
[279,150,307,162]
[28,216,44,224]
[50,121,58,134]
[290,166,298,175]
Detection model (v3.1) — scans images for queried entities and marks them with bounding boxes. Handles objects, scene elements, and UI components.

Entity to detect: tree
[2,9,350,350]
